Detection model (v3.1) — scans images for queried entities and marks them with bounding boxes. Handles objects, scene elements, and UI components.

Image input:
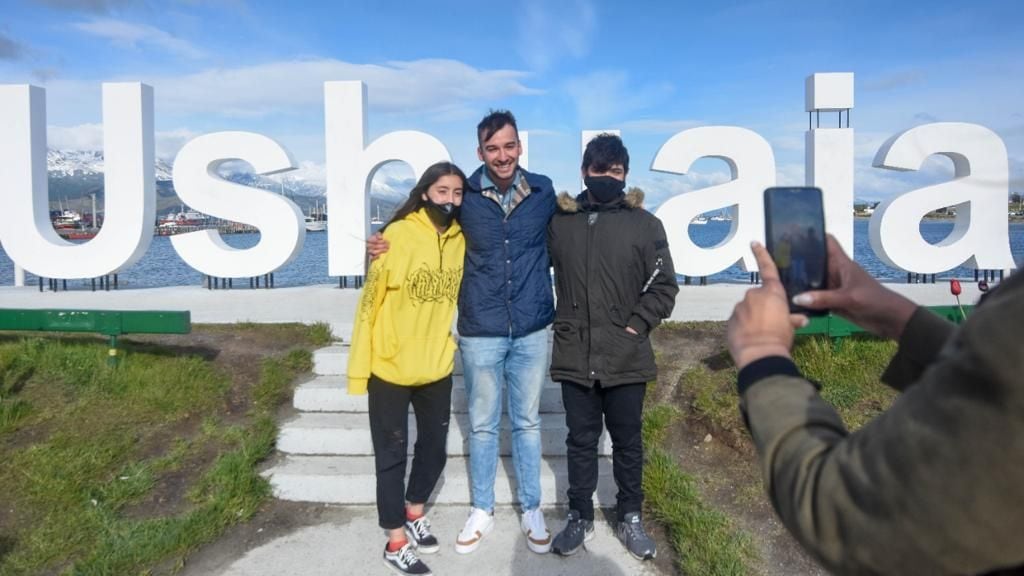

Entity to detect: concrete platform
[181,506,664,576]
[0,280,990,327]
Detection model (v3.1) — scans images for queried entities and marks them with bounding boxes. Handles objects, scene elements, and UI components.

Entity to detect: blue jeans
[460,327,548,511]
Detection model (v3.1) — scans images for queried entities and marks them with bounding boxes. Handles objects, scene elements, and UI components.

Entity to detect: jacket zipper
[586,212,598,381]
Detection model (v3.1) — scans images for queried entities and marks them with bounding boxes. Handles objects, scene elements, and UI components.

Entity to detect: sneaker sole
[454,519,494,555]
[522,524,552,555]
[525,537,552,555]
[383,555,433,576]
[404,528,440,555]
[626,548,656,561]
[552,529,594,556]
[619,538,656,562]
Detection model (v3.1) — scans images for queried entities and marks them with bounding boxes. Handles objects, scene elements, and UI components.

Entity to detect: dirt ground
[125,323,826,575]
[647,323,826,576]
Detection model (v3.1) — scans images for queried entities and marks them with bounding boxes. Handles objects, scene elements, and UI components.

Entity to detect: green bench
[0,309,191,364]
[797,305,971,339]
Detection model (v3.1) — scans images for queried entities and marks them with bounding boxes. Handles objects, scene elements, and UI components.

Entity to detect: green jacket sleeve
[739,274,1024,575]
[879,306,957,391]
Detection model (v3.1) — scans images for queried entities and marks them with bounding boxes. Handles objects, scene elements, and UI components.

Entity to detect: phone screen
[763,187,828,316]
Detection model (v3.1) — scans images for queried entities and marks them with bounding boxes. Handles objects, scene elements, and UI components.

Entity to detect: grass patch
[0,326,315,575]
[643,331,900,573]
[306,322,334,347]
[643,404,755,575]
[679,335,898,437]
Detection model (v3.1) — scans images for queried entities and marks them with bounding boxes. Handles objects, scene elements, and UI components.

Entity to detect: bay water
[2,219,1022,290]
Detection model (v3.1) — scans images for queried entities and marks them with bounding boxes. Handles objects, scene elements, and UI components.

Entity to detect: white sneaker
[455,507,494,554]
[520,507,552,554]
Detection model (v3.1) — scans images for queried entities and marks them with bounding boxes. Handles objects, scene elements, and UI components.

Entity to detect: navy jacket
[457,166,556,337]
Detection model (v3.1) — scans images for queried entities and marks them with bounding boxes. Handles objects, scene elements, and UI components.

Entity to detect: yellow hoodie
[347,208,465,394]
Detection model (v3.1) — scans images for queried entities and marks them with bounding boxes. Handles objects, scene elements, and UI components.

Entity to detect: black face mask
[584,175,626,204]
[424,199,457,228]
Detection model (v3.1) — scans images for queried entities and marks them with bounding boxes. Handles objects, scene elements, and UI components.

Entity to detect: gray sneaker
[550,510,594,556]
[616,512,656,560]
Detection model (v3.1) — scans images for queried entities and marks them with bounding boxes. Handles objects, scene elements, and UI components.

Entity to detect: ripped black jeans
[368,373,452,529]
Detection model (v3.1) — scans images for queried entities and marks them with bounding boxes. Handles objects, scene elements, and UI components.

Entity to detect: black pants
[561,380,646,522]
[368,374,452,530]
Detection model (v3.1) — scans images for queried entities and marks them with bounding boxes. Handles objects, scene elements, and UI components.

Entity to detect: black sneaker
[551,509,595,556]
[616,511,656,560]
[383,542,432,576]
[404,516,440,554]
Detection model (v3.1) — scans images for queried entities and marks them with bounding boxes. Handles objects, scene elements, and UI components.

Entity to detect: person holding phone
[728,236,1024,575]
[347,162,467,576]
[547,133,678,560]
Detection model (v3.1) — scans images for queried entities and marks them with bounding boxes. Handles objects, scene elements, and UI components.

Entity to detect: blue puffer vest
[457,166,556,337]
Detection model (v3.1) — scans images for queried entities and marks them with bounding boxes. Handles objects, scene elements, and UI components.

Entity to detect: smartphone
[763,187,828,316]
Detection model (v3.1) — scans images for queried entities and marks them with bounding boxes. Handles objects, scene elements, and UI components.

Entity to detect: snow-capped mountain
[42,148,411,218]
[47,149,174,181]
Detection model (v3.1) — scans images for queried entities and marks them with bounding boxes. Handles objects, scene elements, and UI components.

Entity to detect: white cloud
[47,122,199,160]
[617,119,704,135]
[518,0,596,72]
[35,0,131,13]
[41,58,540,120]
[0,31,26,60]
[72,18,205,59]
[631,171,733,210]
[48,122,103,150]
[775,162,805,186]
[564,70,673,126]
[862,70,927,92]
[153,127,199,159]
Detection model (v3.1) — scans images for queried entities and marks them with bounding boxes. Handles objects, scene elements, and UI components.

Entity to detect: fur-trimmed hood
[556,188,644,213]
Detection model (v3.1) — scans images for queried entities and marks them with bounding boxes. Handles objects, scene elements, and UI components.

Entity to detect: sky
[1,0,1022,209]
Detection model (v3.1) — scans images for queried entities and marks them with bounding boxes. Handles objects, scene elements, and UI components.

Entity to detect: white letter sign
[870,122,1015,274]
[0,83,155,279]
[651,126,776,276]
[324,81,450,277]
[170,131,305,278]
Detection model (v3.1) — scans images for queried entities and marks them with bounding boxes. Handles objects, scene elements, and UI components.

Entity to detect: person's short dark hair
[582,133,629,174]
[477,110,518,145]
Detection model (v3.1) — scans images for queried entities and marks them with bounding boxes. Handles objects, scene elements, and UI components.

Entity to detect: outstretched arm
[792,234,954,390]
[729,242,1024,574]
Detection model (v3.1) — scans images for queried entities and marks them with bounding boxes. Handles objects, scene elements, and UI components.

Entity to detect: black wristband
[737,356,802,395]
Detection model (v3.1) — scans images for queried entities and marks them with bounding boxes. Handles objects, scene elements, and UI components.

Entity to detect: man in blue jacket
[367,111,556,556]
[453,110,555,556]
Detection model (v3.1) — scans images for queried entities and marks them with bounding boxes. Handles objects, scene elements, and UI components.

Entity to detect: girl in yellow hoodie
[348,161,466,576]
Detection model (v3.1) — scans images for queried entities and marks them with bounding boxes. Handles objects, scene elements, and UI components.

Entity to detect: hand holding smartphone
[763,187,829,316]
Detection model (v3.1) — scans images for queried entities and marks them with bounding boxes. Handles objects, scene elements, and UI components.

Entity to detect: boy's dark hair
[582,133,629,174]
[477,110,518,144]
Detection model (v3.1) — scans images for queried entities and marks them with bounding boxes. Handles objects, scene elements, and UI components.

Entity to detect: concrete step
[312,345,464,377]
[293,375,566,413]
[312,345,349,376]
[264,455,616,506]
[276,412,611,456]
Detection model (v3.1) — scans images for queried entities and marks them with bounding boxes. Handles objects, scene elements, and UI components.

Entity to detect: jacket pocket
[608,304,646,340]
[550,319,585,376]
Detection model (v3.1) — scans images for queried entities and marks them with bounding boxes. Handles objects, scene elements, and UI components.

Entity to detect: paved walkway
[181,506,664,576]
[0,280,985,330]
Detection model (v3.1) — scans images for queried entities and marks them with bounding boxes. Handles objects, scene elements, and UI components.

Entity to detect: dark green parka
[547,189,678,387]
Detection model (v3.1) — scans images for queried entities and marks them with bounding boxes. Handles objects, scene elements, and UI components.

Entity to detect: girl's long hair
[379,162,467,234]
